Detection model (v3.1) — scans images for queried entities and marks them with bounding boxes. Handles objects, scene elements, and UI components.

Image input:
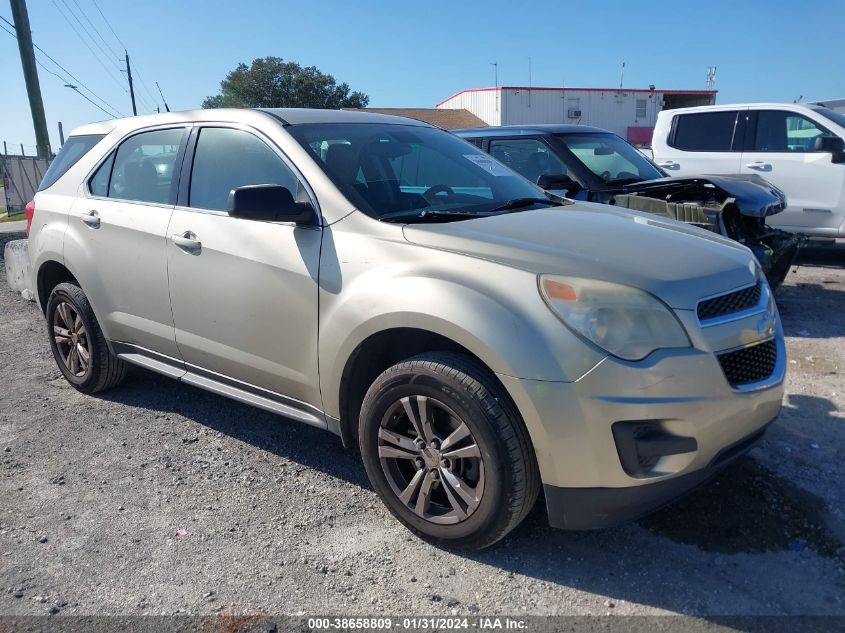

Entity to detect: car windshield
[288,123,550,220]
[813,106,845,131]
[555,132,663,185]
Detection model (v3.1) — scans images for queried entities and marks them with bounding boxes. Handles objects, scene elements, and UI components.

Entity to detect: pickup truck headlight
[539,275,690,361]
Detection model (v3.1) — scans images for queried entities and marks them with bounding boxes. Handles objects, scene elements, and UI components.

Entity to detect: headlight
[539,275,690,361]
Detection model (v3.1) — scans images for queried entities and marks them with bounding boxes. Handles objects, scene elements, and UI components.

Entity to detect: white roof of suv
[69,108,432,138]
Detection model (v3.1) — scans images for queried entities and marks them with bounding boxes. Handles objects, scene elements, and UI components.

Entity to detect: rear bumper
[543,419,772,530]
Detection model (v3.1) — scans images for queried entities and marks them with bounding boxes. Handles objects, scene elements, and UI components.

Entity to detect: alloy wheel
[378,395,485,525]
[53,301,91,378]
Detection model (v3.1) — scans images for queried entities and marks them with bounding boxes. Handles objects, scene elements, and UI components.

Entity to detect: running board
[180,372,326,429]
[112,341,327,431]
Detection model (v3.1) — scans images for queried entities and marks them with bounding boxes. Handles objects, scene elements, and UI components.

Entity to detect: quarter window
[106,128,185,203]
[189,127,300,212]
[488,139,569,183]
[753,110,830,152]
[39,134,104,191]
[89,152,115,197]
[670,111,739,152]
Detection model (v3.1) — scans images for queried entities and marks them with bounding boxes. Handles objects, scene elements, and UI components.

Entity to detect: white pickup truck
[652,103,845,238]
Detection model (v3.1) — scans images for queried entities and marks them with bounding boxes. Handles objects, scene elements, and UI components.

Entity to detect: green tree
[202,57,369,109]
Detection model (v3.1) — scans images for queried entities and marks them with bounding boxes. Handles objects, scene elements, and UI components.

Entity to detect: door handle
[80,210,100,228]
[657,161,680,170]
[745,161,772,170]
[172,231,201,251]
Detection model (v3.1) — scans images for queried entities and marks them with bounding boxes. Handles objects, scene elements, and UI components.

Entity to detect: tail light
[25,200,35,237]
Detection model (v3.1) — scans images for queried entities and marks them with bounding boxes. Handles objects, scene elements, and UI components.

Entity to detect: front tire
[46,282,128,393]
[359,352,540,550]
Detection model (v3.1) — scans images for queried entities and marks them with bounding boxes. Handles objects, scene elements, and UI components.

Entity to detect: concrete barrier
[3,239,35,301]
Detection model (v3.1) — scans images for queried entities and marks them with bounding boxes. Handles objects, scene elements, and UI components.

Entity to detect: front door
[166,126,322,407]
[741,109,845,232]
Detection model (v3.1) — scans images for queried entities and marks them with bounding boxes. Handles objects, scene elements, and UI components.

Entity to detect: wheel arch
[335,327,519,451]
[36,259,78,314]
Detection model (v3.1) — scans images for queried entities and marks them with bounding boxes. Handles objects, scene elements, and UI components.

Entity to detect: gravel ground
[0,231,843,618]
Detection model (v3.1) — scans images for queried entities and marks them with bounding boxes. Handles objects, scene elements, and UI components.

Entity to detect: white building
[436,86,716,145]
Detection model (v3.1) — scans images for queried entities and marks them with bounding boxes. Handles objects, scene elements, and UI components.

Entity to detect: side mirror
[537,172,581,194]
[815,136,845,163]
[226,184,315,224]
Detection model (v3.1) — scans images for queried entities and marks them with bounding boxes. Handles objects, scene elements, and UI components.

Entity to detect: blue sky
[1,0,843,152]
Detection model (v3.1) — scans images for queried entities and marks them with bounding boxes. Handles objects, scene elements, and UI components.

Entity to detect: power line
[1,14,124,115]
[0,15,122,118]
[131,63,160,110]
[69,0,119,59]
[58,0,156,113]
[86,0,159,113]
[58,0,121,72]
[50,0,128,94]
[90,0,126,50]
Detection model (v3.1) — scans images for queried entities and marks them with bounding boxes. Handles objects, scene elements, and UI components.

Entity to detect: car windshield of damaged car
[556,132,664,186]
[289,123,556,222]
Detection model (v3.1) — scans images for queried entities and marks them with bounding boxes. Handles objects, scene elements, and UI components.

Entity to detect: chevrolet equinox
[28,109,785,549]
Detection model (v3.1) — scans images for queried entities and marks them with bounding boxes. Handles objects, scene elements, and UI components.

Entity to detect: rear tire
[359,352,540,550]
[46,282,128,394]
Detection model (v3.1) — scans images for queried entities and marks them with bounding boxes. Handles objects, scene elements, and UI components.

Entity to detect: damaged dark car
[453,124,802,288]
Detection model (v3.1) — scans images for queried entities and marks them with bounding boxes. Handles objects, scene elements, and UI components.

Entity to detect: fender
[319,223,605,417]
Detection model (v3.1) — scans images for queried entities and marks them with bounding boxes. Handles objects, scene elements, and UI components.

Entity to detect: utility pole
[10,0,50,158]
[58,121,64,146]
[125,50,137,115]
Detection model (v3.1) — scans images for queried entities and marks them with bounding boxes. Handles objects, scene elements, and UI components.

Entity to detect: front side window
[288,123,546,219]
[670,111,739,152]
[488,138,569,183]
[754,110,831,152]
[556,133,663,185]
[107,128,185,204]
[189,127,300,211]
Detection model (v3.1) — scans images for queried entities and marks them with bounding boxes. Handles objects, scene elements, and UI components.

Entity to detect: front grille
[697,282,761,321]
[717,339,777,387]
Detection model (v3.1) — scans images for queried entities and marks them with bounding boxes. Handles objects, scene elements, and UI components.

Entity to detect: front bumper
[543,419,773,529]
[498,329,785,530]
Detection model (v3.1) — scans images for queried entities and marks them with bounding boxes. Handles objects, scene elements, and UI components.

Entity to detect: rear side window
[670,111,739,152]
[38,134,104,191]
[103,128,186,204]
[188,127,300,211]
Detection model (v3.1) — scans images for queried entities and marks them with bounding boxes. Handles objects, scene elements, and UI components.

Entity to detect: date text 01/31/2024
[306,617,528,630]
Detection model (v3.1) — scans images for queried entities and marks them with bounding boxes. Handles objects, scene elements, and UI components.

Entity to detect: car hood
[622,174,787,218]
[402,202,758,310]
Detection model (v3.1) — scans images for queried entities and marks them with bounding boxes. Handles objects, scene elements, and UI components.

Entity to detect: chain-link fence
[1,153,52,216]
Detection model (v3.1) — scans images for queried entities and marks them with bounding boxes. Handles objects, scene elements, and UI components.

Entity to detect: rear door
[655,109,745,175]
[166,125,323,407]
[740,109,845,232]
[63,126,188,358]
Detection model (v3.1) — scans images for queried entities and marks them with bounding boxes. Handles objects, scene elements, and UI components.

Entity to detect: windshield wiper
[379,208,495,223]
[379,197,559,223]
[484,197,558,213]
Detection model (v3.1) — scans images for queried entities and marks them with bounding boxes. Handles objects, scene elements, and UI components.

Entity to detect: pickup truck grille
[697,282,761,322]
[717,339,777,387]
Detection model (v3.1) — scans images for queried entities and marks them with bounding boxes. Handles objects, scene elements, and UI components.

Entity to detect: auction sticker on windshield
[464,154,513,176]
